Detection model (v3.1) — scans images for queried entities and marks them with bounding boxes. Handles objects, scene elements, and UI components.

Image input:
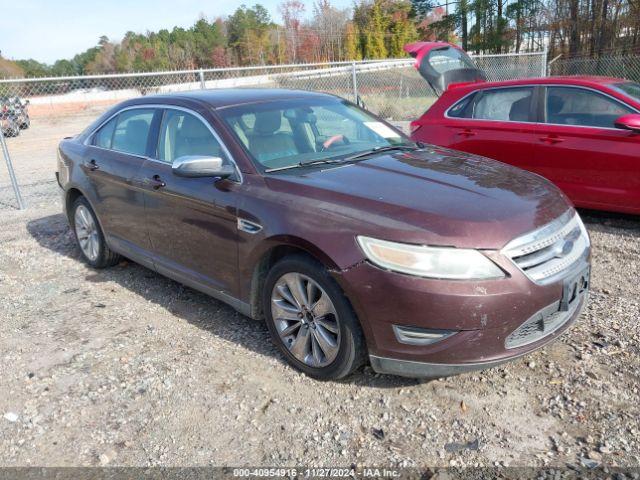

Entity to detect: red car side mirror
[614,114,640,133]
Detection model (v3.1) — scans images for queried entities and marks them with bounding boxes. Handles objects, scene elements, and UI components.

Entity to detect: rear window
[94,117,116,149]
[448,87,534,122]
[474,88,534,122]
[427,48,477,74]
[447,93,477,118]
[111,109,155,156]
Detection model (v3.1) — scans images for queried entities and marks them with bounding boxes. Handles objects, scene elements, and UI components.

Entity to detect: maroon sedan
[406,41,640,215]
[57,89,590,379]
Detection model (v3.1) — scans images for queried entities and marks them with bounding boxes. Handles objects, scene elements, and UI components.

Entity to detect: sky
[0,0,353,64]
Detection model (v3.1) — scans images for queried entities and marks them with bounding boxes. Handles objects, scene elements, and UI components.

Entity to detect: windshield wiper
[264,158,343,173]
[264,144,425,173]
[341,144,421,162]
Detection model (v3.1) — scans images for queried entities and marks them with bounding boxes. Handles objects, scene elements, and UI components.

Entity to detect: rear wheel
[71,196,121,268]
[263,255,366,380]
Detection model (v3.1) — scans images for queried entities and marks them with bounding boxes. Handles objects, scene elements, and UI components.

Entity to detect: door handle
[539,135,564,144]
[457,129,476,137]
[144,175,166,190]
[83,159,99,171]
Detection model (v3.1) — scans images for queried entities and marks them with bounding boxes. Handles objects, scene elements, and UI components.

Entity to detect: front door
[83,107,159,258]
[533,86,639,211]
[139,108,240,297]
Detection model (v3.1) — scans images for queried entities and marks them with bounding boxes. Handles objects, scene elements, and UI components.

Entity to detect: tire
[263,254,366,380]
[70,196,121,268]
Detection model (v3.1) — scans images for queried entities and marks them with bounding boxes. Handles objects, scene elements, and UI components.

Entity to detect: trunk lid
[404,41,486,94]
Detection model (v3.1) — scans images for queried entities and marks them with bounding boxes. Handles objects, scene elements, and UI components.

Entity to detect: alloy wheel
[74,205,100,262]
[271,272,341,367]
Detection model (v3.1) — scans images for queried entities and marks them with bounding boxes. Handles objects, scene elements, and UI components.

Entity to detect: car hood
[264,147,571,250]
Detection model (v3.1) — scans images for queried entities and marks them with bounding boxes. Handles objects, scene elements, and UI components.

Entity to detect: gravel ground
[0,202,638,469]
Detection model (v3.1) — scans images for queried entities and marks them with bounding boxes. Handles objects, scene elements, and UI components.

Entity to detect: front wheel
[263,255,366,380]
[71,196,121,268]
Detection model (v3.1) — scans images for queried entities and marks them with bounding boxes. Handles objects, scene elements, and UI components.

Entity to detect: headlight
[357,236,504,280]
[576,212,591,248]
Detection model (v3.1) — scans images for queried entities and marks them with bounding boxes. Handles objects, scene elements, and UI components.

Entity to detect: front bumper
[335,256,589,378]
[368,292,587,378]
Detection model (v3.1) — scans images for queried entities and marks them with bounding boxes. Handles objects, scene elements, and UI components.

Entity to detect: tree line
[419,0,640,57]
[1,0,639,78]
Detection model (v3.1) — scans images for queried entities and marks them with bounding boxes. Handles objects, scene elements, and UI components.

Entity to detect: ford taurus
[56,89,591,379]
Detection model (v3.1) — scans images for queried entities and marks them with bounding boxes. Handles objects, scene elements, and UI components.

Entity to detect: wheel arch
[247,237,342,321]
[64,187,85,221]
[64,187,109,241]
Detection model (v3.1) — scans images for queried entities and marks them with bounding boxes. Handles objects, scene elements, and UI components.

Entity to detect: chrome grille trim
[502,210,590,285]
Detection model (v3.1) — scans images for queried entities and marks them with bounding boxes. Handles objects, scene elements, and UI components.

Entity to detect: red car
[406,42,640,215]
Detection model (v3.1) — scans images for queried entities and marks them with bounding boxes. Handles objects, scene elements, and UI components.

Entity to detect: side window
[93,117,116,148]
[447,93,477,118]
[157,110,225,163]
[545,87,633,128]
[111,109,155,156]
[473,87,534,122]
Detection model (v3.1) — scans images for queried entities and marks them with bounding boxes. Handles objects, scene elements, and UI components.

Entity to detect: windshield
[218,97,412,171]
[612,82,640,103]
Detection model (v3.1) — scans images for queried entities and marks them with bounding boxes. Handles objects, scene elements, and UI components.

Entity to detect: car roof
[130,88,336,109]
[452,75,626,93]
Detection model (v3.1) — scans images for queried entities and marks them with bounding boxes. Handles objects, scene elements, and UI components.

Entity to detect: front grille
[502,210,590,284]
[505,297,583,349]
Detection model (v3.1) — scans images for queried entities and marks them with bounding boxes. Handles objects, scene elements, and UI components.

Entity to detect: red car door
[533,86,640,213]
[442,86,541,170]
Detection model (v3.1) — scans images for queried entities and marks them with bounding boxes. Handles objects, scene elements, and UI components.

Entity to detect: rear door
[404,42,486,94]
[533,85,639,211]
[84,107,160,258]
[444,86,541,169]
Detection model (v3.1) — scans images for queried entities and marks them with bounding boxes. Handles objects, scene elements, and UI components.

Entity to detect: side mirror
[172,156,235,179]
[614,114,640,133]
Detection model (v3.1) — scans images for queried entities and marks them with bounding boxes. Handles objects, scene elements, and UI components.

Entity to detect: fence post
[199,69,206,89]
[0,130,25,210]
[547,54,562,77]
[542,48,549,77]
[351,62,358,103]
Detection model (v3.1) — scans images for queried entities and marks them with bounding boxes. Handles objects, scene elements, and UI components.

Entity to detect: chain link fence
[0,52,547,211]
[550,54,640,82]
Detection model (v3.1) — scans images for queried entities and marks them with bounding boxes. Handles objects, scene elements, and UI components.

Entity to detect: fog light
[393,325,457,346]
